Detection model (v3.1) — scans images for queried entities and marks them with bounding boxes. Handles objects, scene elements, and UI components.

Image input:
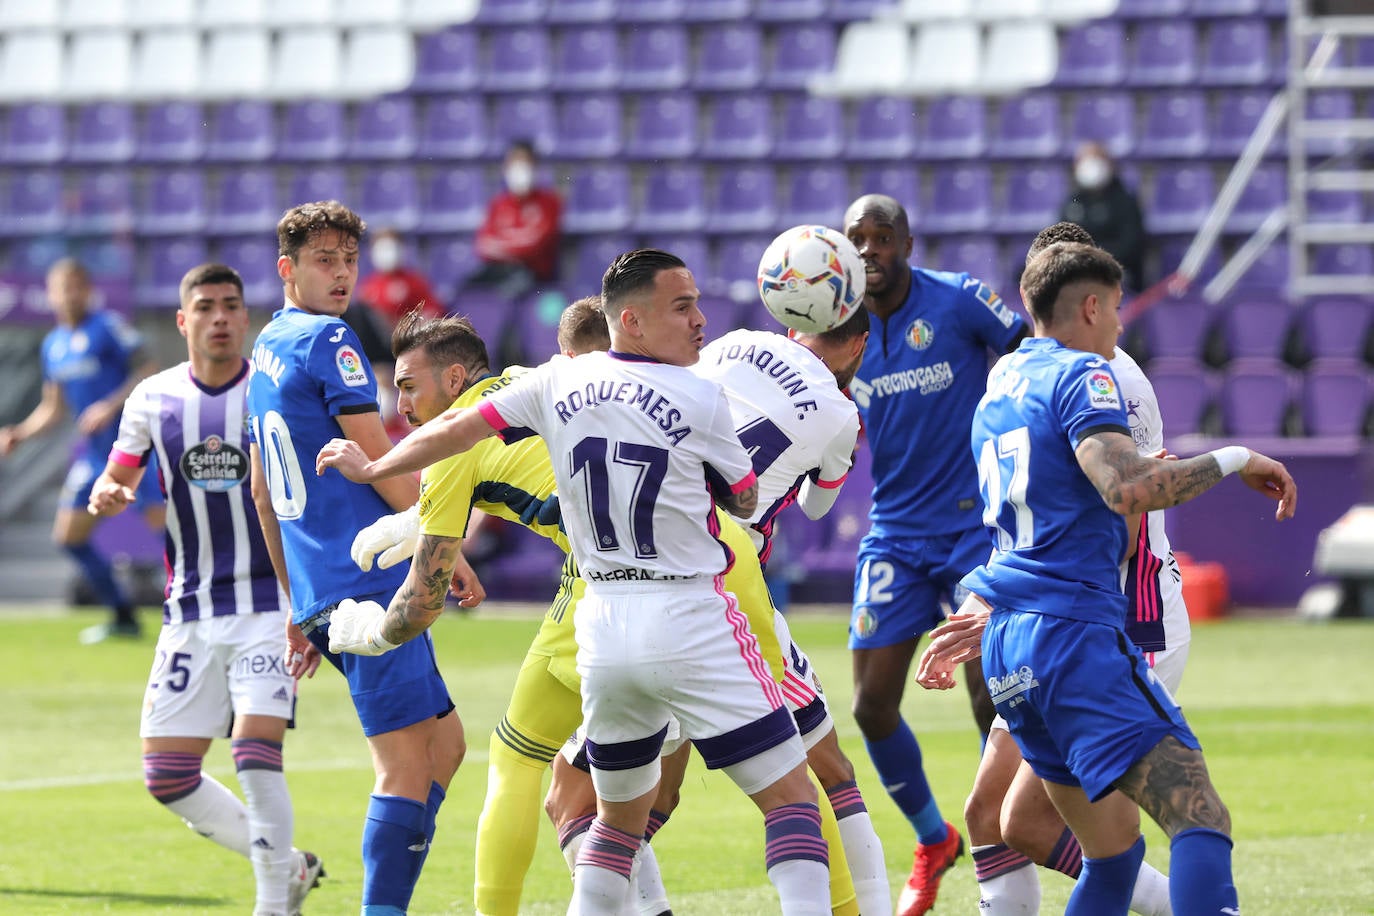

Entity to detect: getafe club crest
[905,318,934,352]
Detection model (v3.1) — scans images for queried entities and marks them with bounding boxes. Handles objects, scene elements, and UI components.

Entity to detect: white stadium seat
[62,0,129,29]
[341,28,415,95]
[202,29,270,97]
[404,0,479,28]
[271,28,343,96]
[980,20,1058,92]
[895,0,971,21]
[336,0,404,25]
[133,29,201,96]
[275,0,334,25]
[127,0,196,28]
[0,32,63,100]
[908,21,981,93]
[970,0,1045,19]
[1044,0,1119,20]
[809,21,910,96]
[0,0,61,29]
[64,31,133,99]
[199,0,266,27]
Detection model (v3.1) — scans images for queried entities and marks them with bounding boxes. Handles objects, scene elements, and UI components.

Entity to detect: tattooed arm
[719,482,759,520]
[376,533,469,646]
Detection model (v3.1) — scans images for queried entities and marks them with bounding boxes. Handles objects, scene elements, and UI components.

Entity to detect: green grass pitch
[1,607,1370,914]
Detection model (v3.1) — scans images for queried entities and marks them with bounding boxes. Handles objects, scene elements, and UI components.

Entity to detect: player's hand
[284,622,321,680]
[327,598,398,656]
[914,595,990,691]
[316,438,374,482]
[0,427,17,457]
[76,399,120,436]
[87,480,136,517]
[448,549,486,609]
[1238,450,1297,521]
[351,504,421,571]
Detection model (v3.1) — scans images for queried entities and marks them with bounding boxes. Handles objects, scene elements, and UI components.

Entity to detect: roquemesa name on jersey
[553,380,692,446]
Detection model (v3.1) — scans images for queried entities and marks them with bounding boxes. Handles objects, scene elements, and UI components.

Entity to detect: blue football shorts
[61,447,163,511]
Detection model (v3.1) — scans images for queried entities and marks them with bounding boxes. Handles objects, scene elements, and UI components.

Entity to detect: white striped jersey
[111,360,287,624]
[695,329,861,563]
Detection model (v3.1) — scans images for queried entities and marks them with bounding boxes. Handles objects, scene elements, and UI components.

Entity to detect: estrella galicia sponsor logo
[336,345,369,387]
[1086,370,1121,410]
[180,435,249,492]
[905,318,935,351]
[987,665,1039,709]
[852,607,879,640]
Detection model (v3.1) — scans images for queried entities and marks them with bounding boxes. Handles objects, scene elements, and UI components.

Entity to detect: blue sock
[864,722,946,844]
[1065,835,1144,916]
[418,781,446,872]
[1170,828,1238,916]
[361,794,428,913]
[63,542,133,620]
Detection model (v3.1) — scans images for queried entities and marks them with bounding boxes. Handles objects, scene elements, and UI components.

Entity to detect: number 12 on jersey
[977,426,1033,551]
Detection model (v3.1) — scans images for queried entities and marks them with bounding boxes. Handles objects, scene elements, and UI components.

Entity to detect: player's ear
[277,254,293,282]
[175,308,188,338]
[443,363,467,396]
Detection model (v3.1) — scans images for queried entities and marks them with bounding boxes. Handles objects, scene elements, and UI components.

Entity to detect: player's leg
[966,724,1041,915]
[56,457,140,642]
[1042,779,1147,916]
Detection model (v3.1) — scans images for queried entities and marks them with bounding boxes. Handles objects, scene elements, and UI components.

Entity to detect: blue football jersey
[42,310,144,455]
[849,268,1025,538]
[961,338,1132,628]
[246,307,407,623]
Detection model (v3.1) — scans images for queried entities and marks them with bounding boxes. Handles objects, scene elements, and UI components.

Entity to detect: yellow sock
[473,735,550,916]
[817,770,859,916]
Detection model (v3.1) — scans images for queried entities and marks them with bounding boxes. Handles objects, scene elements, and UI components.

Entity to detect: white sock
[835,811,890,916]
[978,859,1040,915]
[237,767,294,916]
[562,832,587,875]
[572,864,632,915]
[634,841,671,915]
[1130,861,1173,916]
[767,859,831,916]
[164,773,251,857]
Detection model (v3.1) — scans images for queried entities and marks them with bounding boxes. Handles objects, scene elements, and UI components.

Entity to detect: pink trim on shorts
[781,669,818,709]
[716,573,785,710]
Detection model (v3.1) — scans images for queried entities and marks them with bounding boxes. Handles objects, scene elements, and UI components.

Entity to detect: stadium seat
[213,237,282,305]
[348,97,418,159]
[411,27,481,92]
[278,99,346,161]
[482,26,551,92]
[75,237,135,288]
[1117,0,1187,15]
[70,172,134,235]
[643,235,712,283]
[816,21,911,95]
[993,92,1062,159]
[681,0,751,18]
[204,100,276,162]
[62,32,133,100]
[489,95,556,157]
[2,102,66,164]
[706,166,779,234]
[1200,19,1273,86]
[1128,21,1199,86]
[1213,296,1295,363]
[270,29,342,97]
[896,0,970,22]
[1066,92,1135,158]
[1210,89,1278,158]
[1218,359,1296,436]
[357,167,420,231]
[341,29,414,97]
[199,0,265,25]
[692,23,764,91]
[778,165,853,228]
[1139,297,1214,363]
[474,0,547,22]
[416,168,488,233]
[635,164,708,234]
[138,169,208,236]
[616,0,686,22]
[1305,91,1358,157]
[908,22,982,93]
[137,237,210,307]
[1227,163,1287,233]
[1144,358,1216,437]
[1136,91,1209,158]
[562,164,632,234]
[845,96,918,160]
[0,32,63,101]
[918,96,987,159]
[766,23,838,90]
[625,92,699,160]
[420,234,481,301]
[701,94,774,159]
[921,165,992,234]
[545,0,616,21]
[937,237,1006,296]
[0,0,59,28]
[1230,240,1288,292]
[980,21,1058,93]
[757,0,828,18]
[553,93,623,159]
[619,24,690,91]
[712,233,779,300]
[287,166,349,206]
[1308,188,1365,224]
[1147,165,1215,234]
[1302,360,1373,437]
[132,30,200,97]
[972,0,1045,17]
[1313,245,1374,279]
[569,234,636,296]
[1298,298,1373,363]
[137,101,205,163]
[336,0,404,24]
[0,170,65,236]
[275,0,333,24]
[1195,0,1261,13]
[1043,0,1118,20]
[405,0,480,27]
[1000,165,1069,233]
[212,168,280,236]
[855,165,921,228]
[418,96,489,159]
[777,97,845,159]
[202,30,271,97]
[552,26,620,92]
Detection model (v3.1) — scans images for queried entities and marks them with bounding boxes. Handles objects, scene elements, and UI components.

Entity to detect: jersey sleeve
[109,376,155,467]
[418,454,479,539]
[101,311,146,364]
[959,274,1025,352]
[480,361,551,442]
[1059,356,1131,448]
[304,320,382,417]
[700,384,758,499]
[812,404,860,488]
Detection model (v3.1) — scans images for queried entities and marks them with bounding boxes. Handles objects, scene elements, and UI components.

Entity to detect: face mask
[505,161,534,196]
[1075,156,1112,190]
[371,237,402,272]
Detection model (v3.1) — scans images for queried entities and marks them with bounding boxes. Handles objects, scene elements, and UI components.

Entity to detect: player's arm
[319,405,499,484]
[77,350,156,436]
[335,410,422,511]
[87,460,144,517]
[797,420,860,520]
[0,381,66,455]
[1076,431,1297,520]
[249,442,292,601]
[720,481,759,520]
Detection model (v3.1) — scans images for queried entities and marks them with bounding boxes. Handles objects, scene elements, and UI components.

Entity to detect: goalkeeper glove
[327,598,398,656]
[351,503,421,571]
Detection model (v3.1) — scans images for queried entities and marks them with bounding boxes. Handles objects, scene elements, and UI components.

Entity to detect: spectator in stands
[1058,142,1147,292]
[357,228,446,328]
[466,139,562,299]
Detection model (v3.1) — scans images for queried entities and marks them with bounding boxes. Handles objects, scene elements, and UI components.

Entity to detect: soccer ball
[756,224,867,334]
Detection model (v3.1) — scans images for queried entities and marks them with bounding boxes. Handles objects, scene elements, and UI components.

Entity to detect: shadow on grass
[0,887,227,907]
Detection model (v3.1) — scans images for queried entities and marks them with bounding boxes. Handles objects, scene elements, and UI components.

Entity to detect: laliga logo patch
[852,607,879,640]
[1086,370,1121,409]
[336,345,369,387]
[905,318,934,351]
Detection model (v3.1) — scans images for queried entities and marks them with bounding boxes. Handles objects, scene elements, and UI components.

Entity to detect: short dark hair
[796,303,870,343]
[1025,222,1097,266]
[506,138,536,159]
[277,201,366,262]
[179,263,244,304]
[601,249,687,315]
[1021,243,1123,326]
[391,308,490,376]
[558,295,611,355]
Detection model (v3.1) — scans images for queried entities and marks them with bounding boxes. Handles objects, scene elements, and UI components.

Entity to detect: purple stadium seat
[411,27,480,92]
[778,165,852,228]
[552,26,620,91]
[137,237,210,307]
[212,168,280,236]
[446,289,522,356]
[625,93,698,160]
[138,169,208,235]
[765,23,838,89]
[1055,21,1126,87]
[620,25,690,91]
[1000,165,1068,233]
[1193,0,1261,13]
[993,92,1061,158]
[482,26,551,92]
[1231,240,1288,292]
[706,166,778,234]
[1299,298,1373,363]
[420,234,482,301]
[0,170,64,236]
[757,0,825,17]
[681,0,751,18]
[563,164,632,234]
[278,100,345,162]
[777,96,844,159]
[692,23,763,91]
[644,235,712,281]
[3,102,66,164]
[1218,358,1296,436]
[416,168,488,233]
[69,102,135,163]
[828,0,895,18]
[938,237,1005,296]
[475,0,547,22]
[845,96,917,160]
[1129,21,1199,86]
[357,167,420,231]
[553,93,623,159]
[76,238,136,304]
[213,237,281,306]
[1147,165,1215,234]
[489,95,556,157]
[1306,91,1358,156]
[569,234,636,296]
[347,97,417,160]
[921,165,992,234]
[137,101,205,163]
[70,171,134,235]
[712,233,778,300]
[1066,92,1135,158]
[418,96,489,160]
[1308,188,1365,224]
[1137,91,1208,157]
[1145,357,1216,436]
[288,166,349,207]
[1313,245,1374,279]
[855,165,920,229]
[701,93,773,159]
[1139,297,1215,362]
[635,164,707,233]
[1302,360,1373,437]
[205,100,275,163]
[1117,0,1188,17]
[546,0,616,23]
[1215,296,1294,363]
[1200,19,1272,86]
[616,0,686,19]
[1226,163,1286,233]
[1210,89,1278,158]
[919,96,987,160]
